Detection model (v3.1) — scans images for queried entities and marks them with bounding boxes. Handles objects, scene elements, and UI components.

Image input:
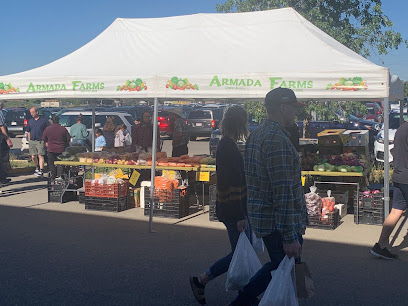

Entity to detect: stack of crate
[317,129,351,156]
[342,130,370,158]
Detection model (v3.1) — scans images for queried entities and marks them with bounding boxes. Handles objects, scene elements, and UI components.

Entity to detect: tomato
[136,86,140,91]
[144,86,147,90]
[166,84,169,88]
[173,84,177,90]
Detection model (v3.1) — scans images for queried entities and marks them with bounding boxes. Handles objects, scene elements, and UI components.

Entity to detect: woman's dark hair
[76,114,83,123]
[220,105,248,142]
[103,116,116,132]
[51,115,59,124]
[95,128,103,135]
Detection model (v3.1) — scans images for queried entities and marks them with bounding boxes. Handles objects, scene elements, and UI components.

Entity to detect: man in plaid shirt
[230,88,307,305]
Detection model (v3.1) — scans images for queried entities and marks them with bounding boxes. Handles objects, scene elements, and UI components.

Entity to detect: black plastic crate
[78,191,85,204]
[209,201,218,222]
[85,196,127,212]
[354,193,385,225]
[144,188,190,219]
[127,188,135,209]
[209,185,216,203]
[48,190,78,203]
[307,209,340,230]
[48,177,83,191]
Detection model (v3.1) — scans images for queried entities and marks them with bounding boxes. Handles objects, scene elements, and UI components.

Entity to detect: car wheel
[190,136,197,141]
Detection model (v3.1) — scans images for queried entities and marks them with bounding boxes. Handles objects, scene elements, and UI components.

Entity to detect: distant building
[41,100,63,107]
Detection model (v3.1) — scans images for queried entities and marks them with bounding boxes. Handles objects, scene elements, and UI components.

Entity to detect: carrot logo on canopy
[166,77,199,90]
[0,82,19,94]
[117,79,147,92]
[326,77,367,91]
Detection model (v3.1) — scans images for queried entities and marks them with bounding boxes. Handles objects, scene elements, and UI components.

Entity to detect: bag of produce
[305,186,322,216]
[321,190,335,219]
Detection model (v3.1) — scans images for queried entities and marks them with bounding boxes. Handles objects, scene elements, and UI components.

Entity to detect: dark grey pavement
[0,204,408,305]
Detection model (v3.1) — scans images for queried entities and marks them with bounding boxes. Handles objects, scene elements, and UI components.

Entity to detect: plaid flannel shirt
[244,120,307,244]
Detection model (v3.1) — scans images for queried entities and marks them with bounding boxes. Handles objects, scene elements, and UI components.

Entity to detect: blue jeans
[231,231,303,305]
[72,139,86,146]
[206,220,251,280]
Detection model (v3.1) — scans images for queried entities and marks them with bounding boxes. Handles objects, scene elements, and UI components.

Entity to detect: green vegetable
[3,85,9,91]
[117,86,121,91]
[344,80,354,86]
[352,77,363,85]
[125,80,130,86]
[184,78,189,84]
[135,78,143,86]
[313,165,319,171]
[171,76,179,84]
[177,80,185,87]
[129,82,136,89]
[339,78,345,84]
[0,83,4,89]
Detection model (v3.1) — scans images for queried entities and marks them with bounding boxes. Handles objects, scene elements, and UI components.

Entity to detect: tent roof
[0,8,389,100]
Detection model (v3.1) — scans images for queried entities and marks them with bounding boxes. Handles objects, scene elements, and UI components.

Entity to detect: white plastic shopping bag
[251,230,265,255]
[225,232,262,291]
[259,256,298,306]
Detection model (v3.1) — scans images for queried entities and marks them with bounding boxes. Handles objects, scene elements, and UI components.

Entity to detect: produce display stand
[53,161,216,210]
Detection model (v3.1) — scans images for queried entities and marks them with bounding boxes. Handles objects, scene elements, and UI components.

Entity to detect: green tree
[216,0,407,57]
[404,81,408,98]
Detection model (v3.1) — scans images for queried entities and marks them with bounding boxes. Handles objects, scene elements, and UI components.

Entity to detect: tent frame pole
[149,97,159,233]
[383,97,390,218]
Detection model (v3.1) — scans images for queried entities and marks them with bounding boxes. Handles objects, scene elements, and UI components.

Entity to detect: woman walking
[189,106,249,305]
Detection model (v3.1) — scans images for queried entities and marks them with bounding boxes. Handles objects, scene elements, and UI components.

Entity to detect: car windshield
[389,113,408,129]
[366,107,375,114]
[188,110,212,119]
[5,110,27,121]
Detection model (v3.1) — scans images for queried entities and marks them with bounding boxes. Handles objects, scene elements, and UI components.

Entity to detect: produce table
[301,171,363,177]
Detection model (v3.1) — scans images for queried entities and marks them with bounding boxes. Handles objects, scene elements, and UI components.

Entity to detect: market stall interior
[1,8,404,229]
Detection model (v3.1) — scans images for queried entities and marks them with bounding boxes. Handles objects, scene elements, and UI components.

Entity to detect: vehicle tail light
[211,120,216,128]
[185,120,188,125]
[378,111,382,114]
[24,119,28,126]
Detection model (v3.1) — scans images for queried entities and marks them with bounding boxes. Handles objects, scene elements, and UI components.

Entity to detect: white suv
[21,111,135,151]
[374,108,407,163]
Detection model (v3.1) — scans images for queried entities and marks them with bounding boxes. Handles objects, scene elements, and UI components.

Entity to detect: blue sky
[1,0,407,80]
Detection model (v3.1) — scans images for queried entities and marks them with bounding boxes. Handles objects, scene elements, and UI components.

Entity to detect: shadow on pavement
[0,185,47,198]
[0,205,407,305]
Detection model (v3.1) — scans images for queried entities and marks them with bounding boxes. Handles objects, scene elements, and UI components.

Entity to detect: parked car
[187,108,224,140]
[55,107,107,117]
[114,106,152,122]
[209,115,259,157]
[374,108,407,163]
[365,102,383,122]
[43,111,134,151]
[4,108,32,136]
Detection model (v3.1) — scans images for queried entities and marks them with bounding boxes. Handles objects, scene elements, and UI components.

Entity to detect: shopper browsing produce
[103,117,116,149]
[131,111,160,152]
[168,108,189,157]
[95,129,106,152]
[70,114,89,146]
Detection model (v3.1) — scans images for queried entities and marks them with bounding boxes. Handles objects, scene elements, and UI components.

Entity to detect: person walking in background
[42,115,70,179]
[230,88,307,305]
[114,124,128,153]
[370,117,408,260]
[95,129,106,152]
[189,106,249,305]
[70,114,89,146]
[168,108,189,157]
[26,107,50,177]
[103,117,116,150]
[0,101,12,184]
[131,111,160,152]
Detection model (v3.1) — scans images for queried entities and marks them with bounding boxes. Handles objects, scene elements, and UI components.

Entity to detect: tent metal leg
[149,98,159,233]
[383,97,390,218]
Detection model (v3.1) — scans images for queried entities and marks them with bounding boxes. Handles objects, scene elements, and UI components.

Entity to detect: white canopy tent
[0,8,398,227]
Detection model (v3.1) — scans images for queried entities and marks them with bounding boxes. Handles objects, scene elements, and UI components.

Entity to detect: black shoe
[0,178,11,184]
[370,243,398,260]
[189,276,206,305]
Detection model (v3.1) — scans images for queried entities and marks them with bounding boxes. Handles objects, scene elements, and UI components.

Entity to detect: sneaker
[0,178,11,184]
[35,170,43,178]
[189,276,206,305]
[370,243,398,260]
[34,168,40,174]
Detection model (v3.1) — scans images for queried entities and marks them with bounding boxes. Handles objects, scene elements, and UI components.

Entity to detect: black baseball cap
[264,87,304,107]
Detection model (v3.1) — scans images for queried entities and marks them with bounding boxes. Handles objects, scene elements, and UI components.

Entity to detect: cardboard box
[318,129,351,146]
